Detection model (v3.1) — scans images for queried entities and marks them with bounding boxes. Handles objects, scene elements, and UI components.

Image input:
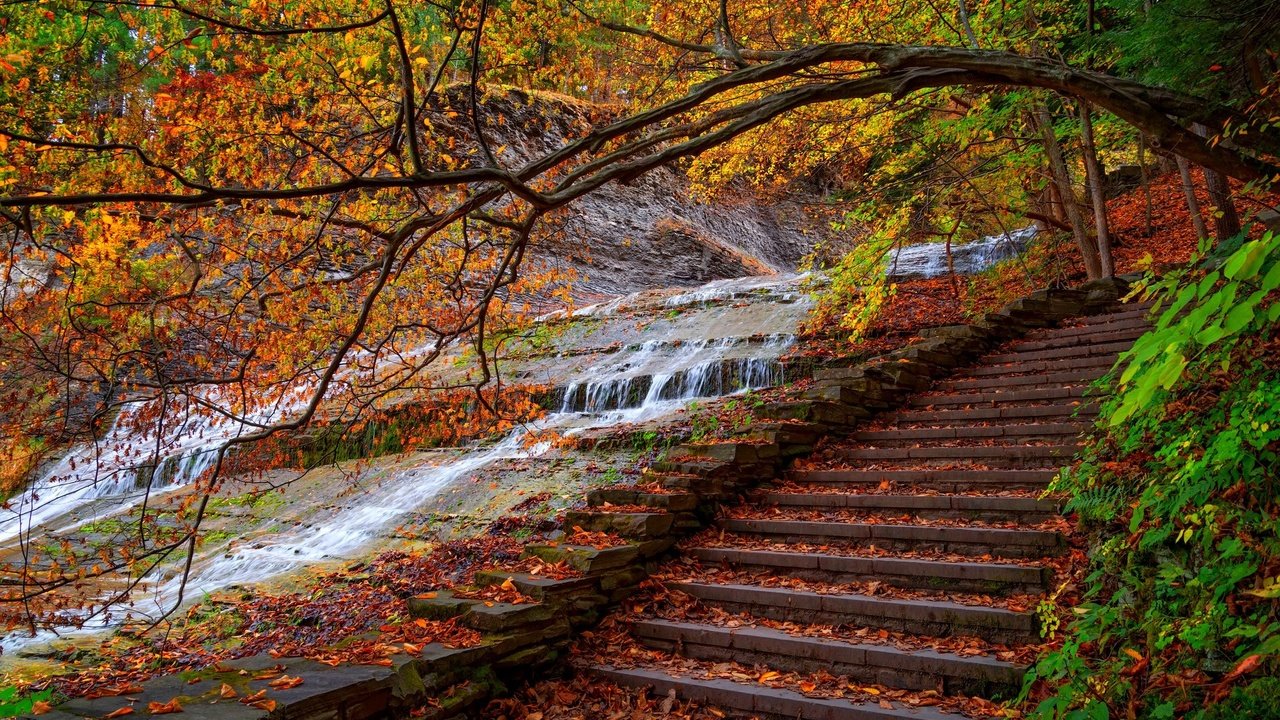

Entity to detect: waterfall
[887,226,1038,280]
[2,273,811,654]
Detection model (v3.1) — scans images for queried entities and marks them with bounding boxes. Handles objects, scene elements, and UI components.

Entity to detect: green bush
[1028,233,1280,718]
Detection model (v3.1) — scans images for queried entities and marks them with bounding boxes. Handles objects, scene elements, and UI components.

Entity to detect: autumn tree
[0,0,1275,627]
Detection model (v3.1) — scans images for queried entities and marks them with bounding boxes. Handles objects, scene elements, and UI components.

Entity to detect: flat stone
[523,543,640,573]
[406,589,481,620]
[462,601,558,632]
[472,570,596,601]
[563,510,674,538]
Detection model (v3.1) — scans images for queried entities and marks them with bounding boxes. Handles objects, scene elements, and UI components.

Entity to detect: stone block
[462,601,558,632]
[406,590,480,620]
[523,543,640,573]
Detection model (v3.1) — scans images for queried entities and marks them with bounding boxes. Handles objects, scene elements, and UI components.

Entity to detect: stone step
[1004,326,1145,352]
[835,444,1080,469]
[588,488,699,512]
[1024,318,1150,340]
[936,368,1107,392]
[757,491,1061,522]
[592,666,965,720]
[982,340,1135,364]
[885,403,1098,425]
[789,468,1058,492]
[689,547,1053,594]
[851,423,1087,444]
[564,510,675,538]
[1076,305,1152,323]
[631,620,1025,695]
[720,519,1064,558]
[671,582,1039,644]
[909,385,1088,408]
[954,354,1117,378]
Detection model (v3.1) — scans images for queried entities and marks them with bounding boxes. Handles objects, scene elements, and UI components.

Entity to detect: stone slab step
[982,340,1135,364]
[1004,326,1145,352]
[671,582,1038,643]
[631,620,1025,694]
[789,468,1058,492]
[721,519,1064,558]
[835,444,1080,468]
[851,423,1087,444]
[592,666,964,720]
[937,368,1107,392]
[955,354,1116,378]
[689,547,1052,594]
[909,386,1088,408]
[1029,315,1152,338]
[757,492,1061,521]
[588,488,699,512]
[885,404,1098,424]
[1076,305,1152,323]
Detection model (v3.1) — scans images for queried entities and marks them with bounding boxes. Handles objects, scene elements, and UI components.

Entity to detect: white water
[888,226,1038,279]
[2,274,809,655]
[0,388,312,547]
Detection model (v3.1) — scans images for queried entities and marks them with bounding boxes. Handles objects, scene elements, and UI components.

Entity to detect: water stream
[1,273,811,655]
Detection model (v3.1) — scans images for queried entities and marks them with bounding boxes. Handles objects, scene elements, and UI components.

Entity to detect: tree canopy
[0,0,1276,629]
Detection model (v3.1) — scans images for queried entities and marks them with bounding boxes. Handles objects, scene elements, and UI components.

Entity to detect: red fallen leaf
[30,701,53,715]
[240,689,268,704]
[219,683,237,699]
[146,699,183,714]
[248,700,277,712]
[103,708,135,718]
[1209,64,1224,72]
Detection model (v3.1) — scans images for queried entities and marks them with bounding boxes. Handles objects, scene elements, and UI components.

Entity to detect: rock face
[439,86,821,300]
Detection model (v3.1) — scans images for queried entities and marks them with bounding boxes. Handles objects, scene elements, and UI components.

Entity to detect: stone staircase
[583,302,1151,719]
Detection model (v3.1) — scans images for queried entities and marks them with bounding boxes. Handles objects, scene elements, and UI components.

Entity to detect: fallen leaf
[147,699,183,715]
[30,701,53,716]
[268,675,304,690]
[219,684,237,700]
[103,708,135,718]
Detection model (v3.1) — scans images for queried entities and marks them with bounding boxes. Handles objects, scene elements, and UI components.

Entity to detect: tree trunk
[1078,100,1114,276]
[1138,134,1153,236]
[1203,167,1243,240]
[1035,104,1102,278]
[1176,155,1211,240]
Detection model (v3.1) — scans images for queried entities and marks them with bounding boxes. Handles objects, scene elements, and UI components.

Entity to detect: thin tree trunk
[1138,134,1153,236]
[1078,100,1114,276]
[957,0,980,48]
[1176,155,1211,240]
[1035,104,1102,278]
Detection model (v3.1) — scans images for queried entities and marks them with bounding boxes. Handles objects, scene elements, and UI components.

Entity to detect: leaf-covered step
[591,665,966,720]
[884,403,1098,425]
[936,368,1108,392]
[953,354,1117,378]
[719,518,1065,558]
[835,444,1081,468]
[687,547,1053,594]
[670,581,1039,644]
[756,491,1061,522]
[788,468,1058,492]
[909,386,1090,408]
[850,422,1088,444]
[630,619,1026,695]
[982,340,1135,364]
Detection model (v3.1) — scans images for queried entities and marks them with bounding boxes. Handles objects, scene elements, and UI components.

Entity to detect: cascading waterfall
[1,274,811,655]
[888,226,1038,280]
